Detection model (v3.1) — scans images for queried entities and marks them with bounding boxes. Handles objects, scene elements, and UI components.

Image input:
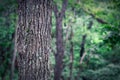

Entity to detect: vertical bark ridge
[16,0,52,80]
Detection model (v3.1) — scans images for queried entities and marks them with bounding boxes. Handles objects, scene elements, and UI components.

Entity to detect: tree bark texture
[16,0,52,80]
[53,0,68,80]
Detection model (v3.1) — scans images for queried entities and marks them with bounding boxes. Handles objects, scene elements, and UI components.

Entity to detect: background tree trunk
[53,0,68,80]
[16,0,52,80]
[79,21,93,64]
[68,26,74,80]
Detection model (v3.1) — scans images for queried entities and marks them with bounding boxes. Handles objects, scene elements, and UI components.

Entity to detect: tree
[69,26,74,80]
[15,0,52,80]
[53,0,68,80]
[80,21,93,64]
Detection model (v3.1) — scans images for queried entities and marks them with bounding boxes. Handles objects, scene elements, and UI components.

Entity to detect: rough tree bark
[53,0,68,80]
[15,0,52,80]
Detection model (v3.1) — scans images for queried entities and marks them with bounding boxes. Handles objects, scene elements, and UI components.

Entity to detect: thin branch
[82,8,108,24]
[53,2,59,17]
[80,52,86,64]
[53,0,68,19]
[60,0,68,18]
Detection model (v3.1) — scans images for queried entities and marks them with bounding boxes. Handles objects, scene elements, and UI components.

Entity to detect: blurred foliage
[0,0,17,80]
[0,0,120,80]
[81,64,120,80]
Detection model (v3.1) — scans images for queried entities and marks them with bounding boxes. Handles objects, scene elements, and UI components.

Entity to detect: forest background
[0,0,120,80]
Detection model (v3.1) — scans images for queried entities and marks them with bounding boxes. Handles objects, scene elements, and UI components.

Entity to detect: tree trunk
[80,35,87,58]
[80,21,93,63]
[78,21,93,79]
[68,26,74,80]
[54,17,65,80]
[53,0,68,80]
[16,0,52,80]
